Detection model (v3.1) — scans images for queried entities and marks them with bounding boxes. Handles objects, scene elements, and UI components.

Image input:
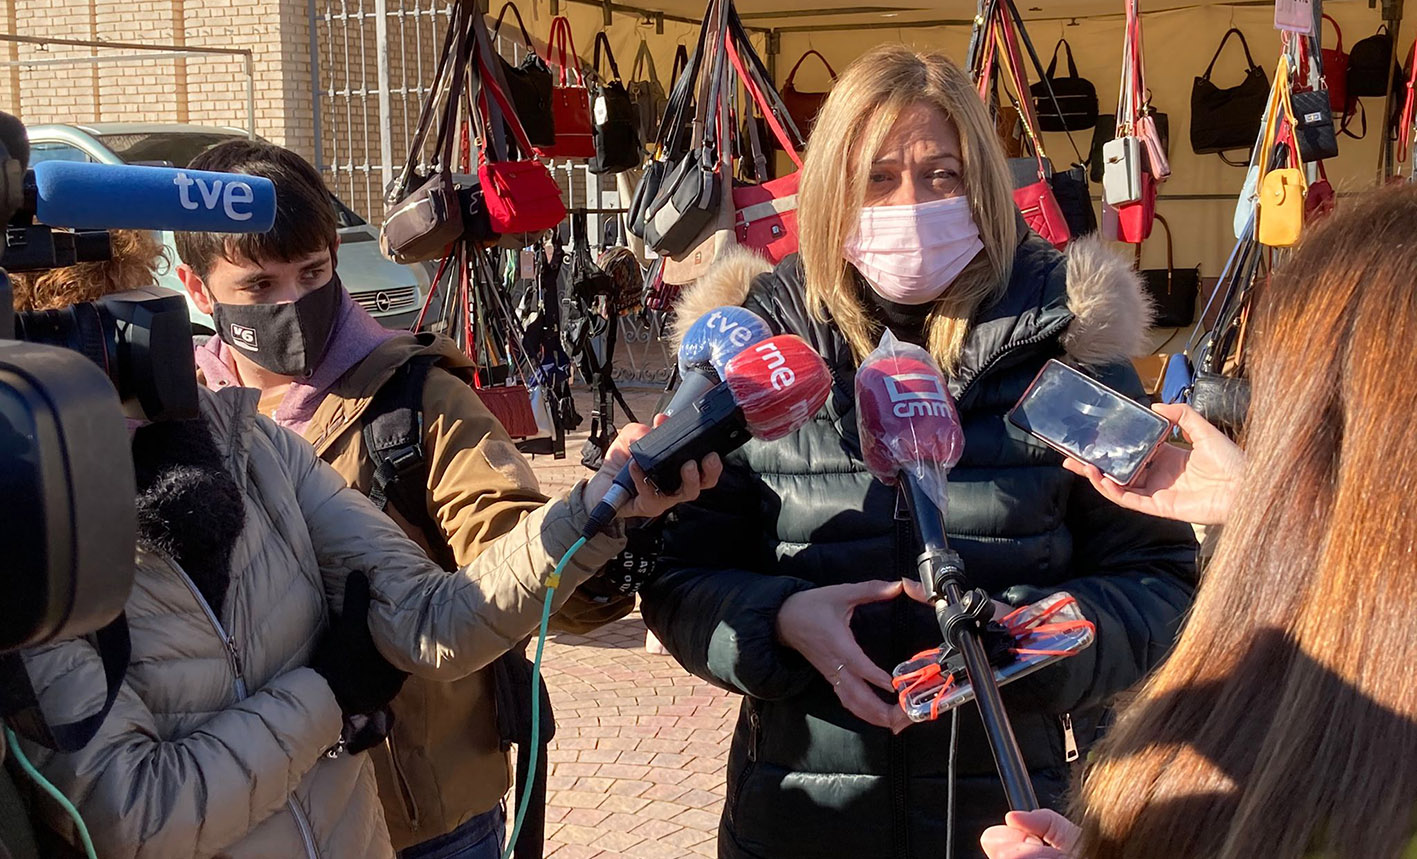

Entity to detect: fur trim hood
[669,236,1153,367]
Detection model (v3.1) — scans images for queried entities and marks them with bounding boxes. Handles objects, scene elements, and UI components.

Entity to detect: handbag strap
[473,8,538,162]
[432,4,476,169]
[1323,13,1343,53]
[999,0,1084,162]
[785,49,837,88]
[1205,28,1260,79]
[1046,39,1079,79]
[1398,39,1417,164]
[492,2,535,50]
[672,44,690,81]
[1134,212,1175,274]
[593,32,622,82]
[389,8,463,201]
[725,29,803,166]
[727,6,805,149]
[547,16,585,87]
[994,9,1049,176]
[631,39,658,83]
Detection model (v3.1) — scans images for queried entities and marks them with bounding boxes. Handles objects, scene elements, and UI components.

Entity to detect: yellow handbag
[1257,57,1308,248]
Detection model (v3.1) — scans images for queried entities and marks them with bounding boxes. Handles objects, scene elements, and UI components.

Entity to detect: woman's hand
[585,416,723,521]
[776,580,924,733]
[980,809,1081,859]
[1062,402,1243,526]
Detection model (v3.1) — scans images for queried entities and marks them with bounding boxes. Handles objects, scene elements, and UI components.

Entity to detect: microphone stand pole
[903,476,1038,812]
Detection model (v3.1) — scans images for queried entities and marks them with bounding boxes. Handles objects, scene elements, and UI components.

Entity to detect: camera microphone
[29,160,277,233]
[664,305,773,417]
[582,333,833,538]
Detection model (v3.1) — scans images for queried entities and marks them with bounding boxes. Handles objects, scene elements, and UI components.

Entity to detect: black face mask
[211,275,343,378]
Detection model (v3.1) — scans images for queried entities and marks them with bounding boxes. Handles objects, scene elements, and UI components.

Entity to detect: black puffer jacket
[641,234,1198,859]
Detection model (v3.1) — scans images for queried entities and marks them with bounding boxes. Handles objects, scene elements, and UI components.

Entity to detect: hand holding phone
[1008,360,1171,486]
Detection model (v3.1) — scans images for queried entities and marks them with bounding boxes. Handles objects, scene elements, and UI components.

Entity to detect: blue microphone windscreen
[32,161,277,233]
[679,306,772,377]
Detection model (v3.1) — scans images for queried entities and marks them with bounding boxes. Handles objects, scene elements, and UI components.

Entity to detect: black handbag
[1031,39,1099,132]
[1050,163,1096,238]
[1190,28,1269,156]
[588,33,642,175]
[1136,214,1198,327]
[1347,26,1399,98]
[1292,88,1339,162]
[1090,111,1168,182]
[1189,371,1250,435]
[492,2,555,149]
[627,40,667,155]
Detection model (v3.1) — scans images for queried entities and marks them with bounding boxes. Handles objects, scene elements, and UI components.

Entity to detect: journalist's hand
[1062,402,1243,526]
[776,580,916,733]
[585,416,723,521]
[980,809,1081,859]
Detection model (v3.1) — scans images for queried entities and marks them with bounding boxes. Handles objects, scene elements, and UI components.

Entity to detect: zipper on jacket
[955,318,1072,402]
[727,706,760,827]
[891,517,912,858]
[385,734,421,832]
[170,559,321,859]
[1061,714,1079,763]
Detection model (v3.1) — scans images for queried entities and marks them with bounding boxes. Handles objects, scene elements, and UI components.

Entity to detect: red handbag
[1013,175,1072,249]
[541,16,596,159]
[727,29,804,262]
[1322,14,1349,114]
[1113,167,1157,243]
[475,28,567,234]
[780,50,837,144]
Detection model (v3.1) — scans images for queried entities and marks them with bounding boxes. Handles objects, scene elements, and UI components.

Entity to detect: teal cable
[4,725,97,859]
[502,535,587,859]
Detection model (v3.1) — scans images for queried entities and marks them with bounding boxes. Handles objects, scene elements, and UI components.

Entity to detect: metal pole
[375,0,394,191]
[245,53,257,138]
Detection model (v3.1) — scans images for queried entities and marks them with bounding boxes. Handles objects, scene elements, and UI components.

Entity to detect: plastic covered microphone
[582,333,832,538]
[664,306,773,417]
[29,161,277,232]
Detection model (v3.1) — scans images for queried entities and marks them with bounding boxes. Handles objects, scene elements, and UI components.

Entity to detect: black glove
[311,570,410,742]
[578,520,664,600]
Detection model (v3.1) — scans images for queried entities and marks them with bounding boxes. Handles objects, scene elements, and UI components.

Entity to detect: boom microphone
[665,306,773,417]
[583,334,833,538]
[29,161,277,233]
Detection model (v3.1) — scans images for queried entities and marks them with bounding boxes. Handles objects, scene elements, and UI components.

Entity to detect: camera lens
[14,302,117,381]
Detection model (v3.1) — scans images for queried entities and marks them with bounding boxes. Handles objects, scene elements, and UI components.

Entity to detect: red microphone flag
[855,334,965,486]
[723,334,833,441]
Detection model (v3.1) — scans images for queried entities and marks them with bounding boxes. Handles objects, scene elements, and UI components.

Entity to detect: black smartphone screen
[1008,360,1171,485]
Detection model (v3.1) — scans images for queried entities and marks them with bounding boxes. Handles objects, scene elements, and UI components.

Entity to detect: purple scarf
[195,290,400,435]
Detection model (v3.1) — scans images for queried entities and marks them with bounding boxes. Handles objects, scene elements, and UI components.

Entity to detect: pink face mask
[843,196,985,305]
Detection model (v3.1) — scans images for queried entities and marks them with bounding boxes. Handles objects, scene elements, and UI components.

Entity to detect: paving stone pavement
[524,385,738,859]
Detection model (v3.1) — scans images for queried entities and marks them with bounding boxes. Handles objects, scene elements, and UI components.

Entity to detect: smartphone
[1008,359,1171,486]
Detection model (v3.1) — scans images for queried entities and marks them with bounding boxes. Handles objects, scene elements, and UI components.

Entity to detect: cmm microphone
[664,305,773,417]
[29,160,277,233]
[582,333,832,538]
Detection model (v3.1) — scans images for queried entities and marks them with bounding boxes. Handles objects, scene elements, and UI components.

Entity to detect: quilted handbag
[490,2,554,149]
[1292,87,1338,162]
[1190,28,1270,156]
[541,16,596,159]
[1030,39,1099,132]
[588,32,642,174]
[780,50,837,143]
[1014,170,1071,249]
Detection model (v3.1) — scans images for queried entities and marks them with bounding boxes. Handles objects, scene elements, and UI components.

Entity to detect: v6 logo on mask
[229,323,260,351]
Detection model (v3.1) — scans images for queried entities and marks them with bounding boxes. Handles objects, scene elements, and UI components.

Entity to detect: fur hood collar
[670,236,1152,369]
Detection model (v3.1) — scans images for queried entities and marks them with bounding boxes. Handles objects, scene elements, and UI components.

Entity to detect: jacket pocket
[726,702,761,826]
[386,735,421,833]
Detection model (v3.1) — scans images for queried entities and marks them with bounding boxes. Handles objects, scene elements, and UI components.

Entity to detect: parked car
[24,122,429,332]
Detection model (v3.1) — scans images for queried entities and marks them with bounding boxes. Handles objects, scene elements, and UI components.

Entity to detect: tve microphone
[30,161,277,233]
[664,306,773,417]
[582,334,832,537]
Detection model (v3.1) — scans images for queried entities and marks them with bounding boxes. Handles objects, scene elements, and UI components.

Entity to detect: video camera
[0,111,275,655]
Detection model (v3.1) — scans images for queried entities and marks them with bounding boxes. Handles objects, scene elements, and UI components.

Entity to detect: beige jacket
[19,385,625,859]
[301,333,634,848]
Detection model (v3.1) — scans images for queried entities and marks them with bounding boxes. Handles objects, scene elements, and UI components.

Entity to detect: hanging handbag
[588,33,642,174]
[1306,161,1336,222]
[627,41,668,155]
[727,11,806,262]
[1091,111,1167,181]
[1258,61,1308,248]
[1322,14,1349,112]
[1050,163,1096,238]
[474,14,567,235]
[1291,87,1339,161]
[1136,214,1198,327]
[1030,39,1098,132]
[381,5,472,264]
[1190,28,1270,157]
[1347,25,1398,98]
[491,2,555,149]
[1107,0,1157,243]
[540,17,596,159]
[780,50,837,143]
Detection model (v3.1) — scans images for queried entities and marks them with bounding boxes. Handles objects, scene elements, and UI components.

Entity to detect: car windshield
[93,131,368,228]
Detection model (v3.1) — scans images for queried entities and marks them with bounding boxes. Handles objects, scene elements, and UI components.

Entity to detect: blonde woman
[640,45,1198,858]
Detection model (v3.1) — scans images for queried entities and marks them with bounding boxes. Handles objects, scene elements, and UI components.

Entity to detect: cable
[501,535,588,859]
[3,725,98,859]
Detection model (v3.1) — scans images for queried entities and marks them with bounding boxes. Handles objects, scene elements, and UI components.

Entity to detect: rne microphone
[582,334,833,538]
[664,306,773,417]
[29,161,277,233]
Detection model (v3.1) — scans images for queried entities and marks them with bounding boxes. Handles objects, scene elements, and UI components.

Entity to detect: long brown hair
[1074,185,1417,858]
[797,45,1017,372]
